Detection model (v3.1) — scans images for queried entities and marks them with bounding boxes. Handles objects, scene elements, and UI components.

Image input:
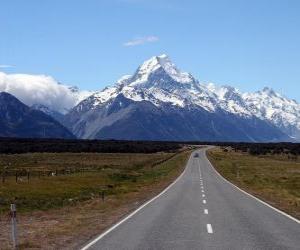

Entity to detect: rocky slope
[64,55,292,142]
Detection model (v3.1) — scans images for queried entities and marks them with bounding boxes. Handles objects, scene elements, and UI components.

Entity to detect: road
[82,147,300,250]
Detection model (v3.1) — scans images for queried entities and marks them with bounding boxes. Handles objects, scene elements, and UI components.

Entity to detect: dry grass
[207,147,300,219]
[0,152,175,212]
[0,150,191,249]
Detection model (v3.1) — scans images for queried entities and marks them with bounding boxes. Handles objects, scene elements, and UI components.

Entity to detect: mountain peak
[0,91,22,105]
[130,54,195,86]
[261,87,276,96]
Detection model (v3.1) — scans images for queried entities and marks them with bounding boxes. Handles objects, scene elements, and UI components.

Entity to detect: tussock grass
[207,148,300,219]
[0,150,191,249]
[0,152,179,212]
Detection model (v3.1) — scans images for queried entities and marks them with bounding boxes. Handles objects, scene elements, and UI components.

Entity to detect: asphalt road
[83,147,300,250]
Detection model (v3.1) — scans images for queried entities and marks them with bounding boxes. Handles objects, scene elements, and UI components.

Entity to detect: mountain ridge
[0,92,75,139]
[1,54,299,141]
[63,54,296,142]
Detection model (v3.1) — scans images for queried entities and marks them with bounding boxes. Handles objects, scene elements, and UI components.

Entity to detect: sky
[1,0,300,101]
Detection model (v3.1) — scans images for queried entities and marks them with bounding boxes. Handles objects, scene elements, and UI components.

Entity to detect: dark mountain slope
[0,92,75,139]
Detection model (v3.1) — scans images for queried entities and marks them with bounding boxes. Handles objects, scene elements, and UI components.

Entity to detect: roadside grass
[207,148,300,219]
[0,150,191,249]
[0,152,176,212]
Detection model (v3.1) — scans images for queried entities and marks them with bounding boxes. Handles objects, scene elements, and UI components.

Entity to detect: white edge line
[205,148,300,224]
[80,152,194,250]
[207,224,213,233]
[204,209,208,214]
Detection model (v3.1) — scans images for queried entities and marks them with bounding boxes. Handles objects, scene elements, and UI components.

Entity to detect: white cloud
[0,72,92,113]
[0,65,14,69]
[123,36,159,47]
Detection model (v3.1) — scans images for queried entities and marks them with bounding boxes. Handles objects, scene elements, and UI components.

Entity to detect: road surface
[82,147,300,250]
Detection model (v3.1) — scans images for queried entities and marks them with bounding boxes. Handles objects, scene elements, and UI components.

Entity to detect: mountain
[243,88,300,140]
[0,92,75,139]
[64,55,291,142]
[31,104,65,124]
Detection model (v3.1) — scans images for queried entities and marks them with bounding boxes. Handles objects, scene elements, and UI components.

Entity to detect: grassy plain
[0,150,191,249]
[207,147,300,219]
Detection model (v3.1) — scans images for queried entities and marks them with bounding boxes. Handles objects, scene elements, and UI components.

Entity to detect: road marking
[202,194,205,197]
[203,200,206,204]
[202,190,204,193]
[80,152,195,250]
[207,224,213,234]
[206,148,300,224]
[198,159,203,180]
[204,209,208,214]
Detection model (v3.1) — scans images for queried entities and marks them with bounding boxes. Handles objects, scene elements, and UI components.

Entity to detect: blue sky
[1,0,300,101]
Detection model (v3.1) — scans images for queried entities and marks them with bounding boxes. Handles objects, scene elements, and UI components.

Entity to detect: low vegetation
[0,138,181,154]
[215,142,300,156]
[0,149,192,249]
[207,147,300,219]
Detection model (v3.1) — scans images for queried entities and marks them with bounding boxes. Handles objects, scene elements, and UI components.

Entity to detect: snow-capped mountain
[2,54,297,141]
[64,54,296,142]
[75,55,219,111]
[243,88,300,140]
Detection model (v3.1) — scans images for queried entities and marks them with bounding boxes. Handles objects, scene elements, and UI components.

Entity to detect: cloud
[0,65,14,69]
[123,36,159,47]
[0,72,92,113]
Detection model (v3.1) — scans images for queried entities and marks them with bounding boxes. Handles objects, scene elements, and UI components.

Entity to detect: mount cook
[1,54,299,141]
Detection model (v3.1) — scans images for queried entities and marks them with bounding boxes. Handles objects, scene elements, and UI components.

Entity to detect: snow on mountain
[79,54,299,140]
[88,54,217,111]
[86,55,254,114]
[129,54,195,86]
[1,54,298,141]
[243,87,300,138]
[0,71,93,114]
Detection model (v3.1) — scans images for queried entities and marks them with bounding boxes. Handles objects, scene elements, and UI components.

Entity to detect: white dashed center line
[207,224,213,234]
[196,154,214,235]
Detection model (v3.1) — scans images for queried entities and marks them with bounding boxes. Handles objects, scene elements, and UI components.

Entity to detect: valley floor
[0,149,191,249]
[207,148,300,219]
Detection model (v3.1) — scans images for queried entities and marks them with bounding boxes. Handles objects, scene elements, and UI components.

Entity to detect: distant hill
[0,92,75,139]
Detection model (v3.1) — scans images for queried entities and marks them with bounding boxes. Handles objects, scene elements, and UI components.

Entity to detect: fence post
[2,171,5,183]
[10,204,18,249]
[100,191,105,202]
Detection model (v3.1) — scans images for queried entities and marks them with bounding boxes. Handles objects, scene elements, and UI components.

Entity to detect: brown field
[0,150,192,249]
[207,147,300,219]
